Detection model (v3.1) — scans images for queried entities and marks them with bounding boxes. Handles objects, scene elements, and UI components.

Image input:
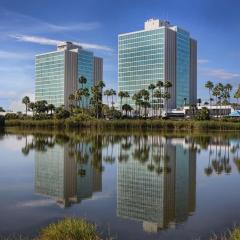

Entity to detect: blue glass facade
[78,49,94,107]
[118,28,165,108]
[78,49,94,90]
[118,20,197,112]
[35,52,65,107]
[176,28,190,107]
[35,44,98,108]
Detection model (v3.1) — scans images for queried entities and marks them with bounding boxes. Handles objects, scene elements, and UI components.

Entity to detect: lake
[0,128,240,240]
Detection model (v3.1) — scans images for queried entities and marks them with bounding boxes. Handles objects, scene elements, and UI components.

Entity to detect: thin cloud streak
[0,8,100,34]
[198,59,210,64]
[199,68,240,80]
[11,34,113,52]
[0,50,34,60]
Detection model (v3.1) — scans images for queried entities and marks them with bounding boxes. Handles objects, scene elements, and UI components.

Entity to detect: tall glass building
[118,19,197,113]
[35,42,103,108]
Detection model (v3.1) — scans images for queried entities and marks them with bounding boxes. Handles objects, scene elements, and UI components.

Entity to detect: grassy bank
[4,118,240,131]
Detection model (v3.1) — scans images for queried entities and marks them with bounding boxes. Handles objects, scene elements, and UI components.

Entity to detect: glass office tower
[118,19,197,113]
[35,42,103,108]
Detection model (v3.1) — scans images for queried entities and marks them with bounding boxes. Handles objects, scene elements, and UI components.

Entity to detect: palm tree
[156,80,164,89]
[118,91,126,112]
[68,93,75,111]
[91,80,105,119]
[109,89,116,108]
[132,92,141,117]
[104,89,111,107]
[153,90,162,117]
[97,80,105,90]
[48,104,55,115]
[28,102,35,114]
[163,81,172,115]
[79,76,87,89]
[163,91,170,115]
[84,88,90,108]
[74,90,82,107]
[139,90,150,118]
[22,96,30,115]
[197,98,202,107]
[122,103,133,117]
[234,85,240,104]
[205,81,214,107]
[225,83,232,98]
[213,83,224,117]
[148,84,156,117]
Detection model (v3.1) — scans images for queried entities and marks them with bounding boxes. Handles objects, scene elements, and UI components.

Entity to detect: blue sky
[0,0,239,110]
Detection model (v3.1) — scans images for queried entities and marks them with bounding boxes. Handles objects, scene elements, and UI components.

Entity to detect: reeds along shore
[3,118,240,131]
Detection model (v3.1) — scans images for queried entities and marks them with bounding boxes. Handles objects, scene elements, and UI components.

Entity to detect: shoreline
[3,118,240,131]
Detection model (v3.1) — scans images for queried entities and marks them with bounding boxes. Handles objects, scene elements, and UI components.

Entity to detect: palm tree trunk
[120,98,123,112]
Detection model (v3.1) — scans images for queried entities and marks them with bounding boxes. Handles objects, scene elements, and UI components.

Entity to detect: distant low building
[184,105,234,117]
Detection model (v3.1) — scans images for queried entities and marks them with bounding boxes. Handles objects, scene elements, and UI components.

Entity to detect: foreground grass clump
[230,227,240,240]
[209,227,240,240]
[38,218,100,240]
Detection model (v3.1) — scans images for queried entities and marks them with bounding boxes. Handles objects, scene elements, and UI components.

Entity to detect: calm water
[0,129,240,240]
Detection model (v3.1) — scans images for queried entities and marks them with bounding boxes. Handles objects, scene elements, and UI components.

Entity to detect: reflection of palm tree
[163,154,171,174]
[118,153,129,163]
[204,141,213,176]
[21,146,30,156]
[233,143,240,173]
[132,146,150,164]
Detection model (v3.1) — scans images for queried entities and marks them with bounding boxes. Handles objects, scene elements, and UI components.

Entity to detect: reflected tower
[117,136,196,232]
[35,139,102,208]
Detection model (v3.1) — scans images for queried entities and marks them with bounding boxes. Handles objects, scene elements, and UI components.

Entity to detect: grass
[4,118,240,131]
[37,218,100,240]
[0,219,240,240]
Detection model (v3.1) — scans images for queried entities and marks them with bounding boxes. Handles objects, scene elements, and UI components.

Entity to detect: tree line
[19,77,240,120]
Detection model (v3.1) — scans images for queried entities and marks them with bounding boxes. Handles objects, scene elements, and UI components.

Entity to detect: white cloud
[0,50,33,60]
[12,34,60,46]
[199,68,240,80]
[16,199,55,208]
[0,8,100,34]
[11,34,113,52]
[198,59,210,64]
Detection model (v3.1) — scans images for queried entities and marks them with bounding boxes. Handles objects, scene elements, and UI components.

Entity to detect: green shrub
[196,107,210,121]
[38,218,100,240]
[74,113,94,121]
[55,109,70,119]
[5,113,19,120]
[33,113,51,120]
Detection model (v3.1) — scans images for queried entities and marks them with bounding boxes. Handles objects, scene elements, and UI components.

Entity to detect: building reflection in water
[117,136,197,233]
[18,132,240,231]
[35,140,102,208]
